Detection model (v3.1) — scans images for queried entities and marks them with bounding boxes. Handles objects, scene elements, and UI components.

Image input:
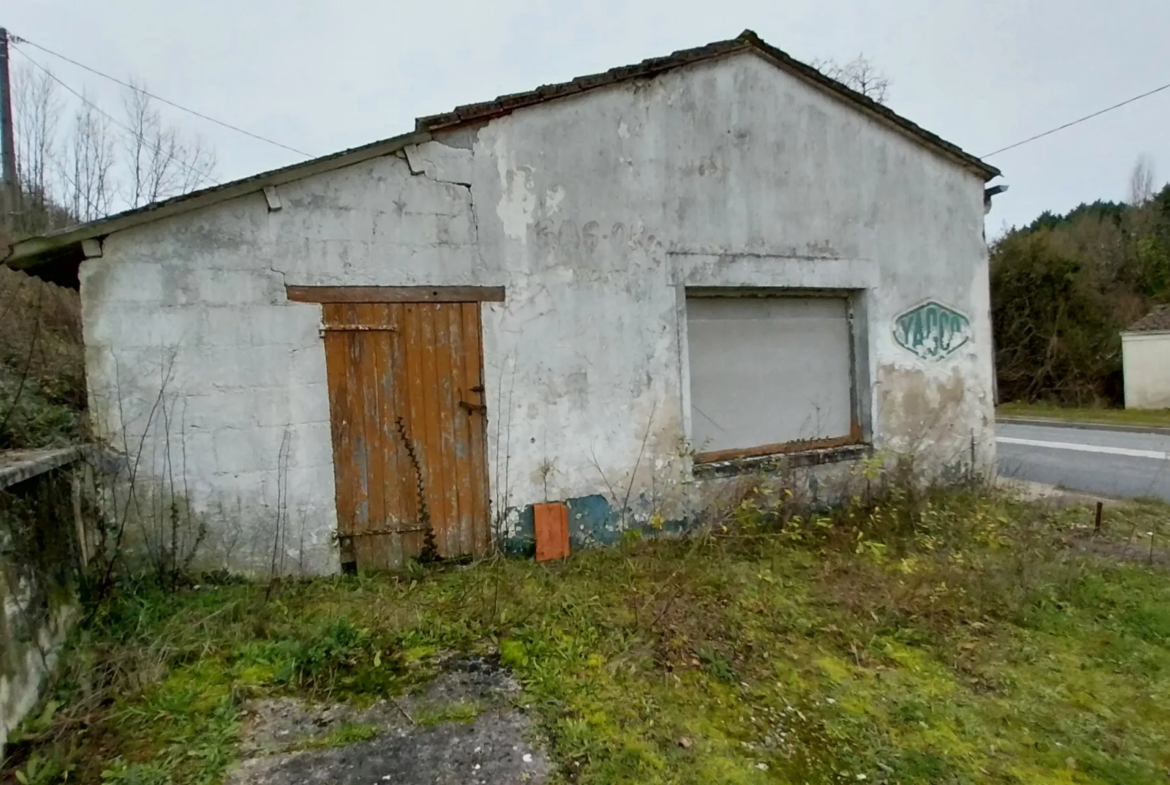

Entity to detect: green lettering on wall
[893,301,971,361]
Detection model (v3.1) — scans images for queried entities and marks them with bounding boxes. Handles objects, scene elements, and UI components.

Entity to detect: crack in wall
[268,262,289,291]
[403,143,481,249]
[461,181,480,249]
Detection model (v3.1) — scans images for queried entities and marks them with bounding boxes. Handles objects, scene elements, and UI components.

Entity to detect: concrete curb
[997,416,1170,436]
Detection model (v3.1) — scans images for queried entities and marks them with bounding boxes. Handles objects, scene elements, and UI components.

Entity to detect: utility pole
[0,27,17,230]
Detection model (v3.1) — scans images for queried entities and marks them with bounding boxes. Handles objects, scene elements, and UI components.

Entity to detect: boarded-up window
[686,295,855,460]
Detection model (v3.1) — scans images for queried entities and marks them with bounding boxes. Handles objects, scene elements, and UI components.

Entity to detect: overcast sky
[7,0,1170,233]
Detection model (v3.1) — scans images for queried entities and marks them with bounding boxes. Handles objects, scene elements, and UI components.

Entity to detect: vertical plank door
[322,302,490,570]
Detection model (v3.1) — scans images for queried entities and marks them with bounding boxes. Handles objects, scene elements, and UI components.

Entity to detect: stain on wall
[875,363,992,478]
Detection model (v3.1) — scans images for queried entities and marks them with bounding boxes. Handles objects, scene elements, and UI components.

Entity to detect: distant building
[3,31,1001,575]
[1123,305,1170,409]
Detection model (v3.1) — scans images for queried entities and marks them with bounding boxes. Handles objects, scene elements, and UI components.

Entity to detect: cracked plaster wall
[80,51,993,574]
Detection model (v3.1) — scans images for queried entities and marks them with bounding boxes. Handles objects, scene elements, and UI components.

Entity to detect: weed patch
[5,489,1170,783]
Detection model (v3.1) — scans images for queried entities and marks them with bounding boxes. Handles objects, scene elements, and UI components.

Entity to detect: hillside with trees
[0,63,216,449]
[991,158,1170,407]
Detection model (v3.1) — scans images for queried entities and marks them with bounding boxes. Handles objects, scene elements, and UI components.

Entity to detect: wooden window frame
[693,422,864,465]
[686,288,867,466]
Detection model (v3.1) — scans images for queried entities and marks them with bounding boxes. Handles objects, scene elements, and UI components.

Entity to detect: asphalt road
[997,422,1170,502]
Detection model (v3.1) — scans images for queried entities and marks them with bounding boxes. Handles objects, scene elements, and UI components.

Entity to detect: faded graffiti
[893,301,971,361]
[532,218,660,254]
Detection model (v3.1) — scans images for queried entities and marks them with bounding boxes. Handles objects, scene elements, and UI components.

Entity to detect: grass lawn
[998,401,1170,428]
[5,491,1170,784]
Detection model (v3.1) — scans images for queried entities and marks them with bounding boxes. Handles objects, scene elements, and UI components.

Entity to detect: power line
[10,32,313,158]
[10,45,221,189]
[983,80,1170,158]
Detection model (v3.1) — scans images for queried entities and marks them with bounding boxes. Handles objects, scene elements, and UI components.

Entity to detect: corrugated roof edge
[3,29,1000,285]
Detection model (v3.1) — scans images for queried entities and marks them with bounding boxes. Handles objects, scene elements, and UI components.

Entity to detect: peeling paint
[494,137,536,244]
[544,186,566,215]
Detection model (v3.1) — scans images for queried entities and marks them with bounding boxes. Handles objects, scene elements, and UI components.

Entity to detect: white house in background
[1123,305,1170,410]
[2,31,1002,576]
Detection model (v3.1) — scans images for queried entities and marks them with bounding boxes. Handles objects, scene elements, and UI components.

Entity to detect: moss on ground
[998,400,1170,428]
[290,722,381,751]
[5,489,1170,784]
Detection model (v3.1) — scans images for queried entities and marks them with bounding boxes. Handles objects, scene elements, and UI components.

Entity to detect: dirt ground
[226,657,550,784]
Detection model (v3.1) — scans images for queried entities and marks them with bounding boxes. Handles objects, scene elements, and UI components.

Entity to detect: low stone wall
[0,448,90,760]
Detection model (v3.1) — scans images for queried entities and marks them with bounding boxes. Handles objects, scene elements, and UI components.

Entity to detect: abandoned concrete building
[3,31,1002,575]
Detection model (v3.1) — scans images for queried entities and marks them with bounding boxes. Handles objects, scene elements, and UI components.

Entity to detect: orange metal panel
[534,502,570,562]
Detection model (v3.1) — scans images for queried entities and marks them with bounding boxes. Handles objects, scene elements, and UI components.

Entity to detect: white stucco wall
[80,50,994,574]
[1123,332,1170,409]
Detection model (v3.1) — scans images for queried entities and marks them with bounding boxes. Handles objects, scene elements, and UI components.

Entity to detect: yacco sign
[893,301,972,362]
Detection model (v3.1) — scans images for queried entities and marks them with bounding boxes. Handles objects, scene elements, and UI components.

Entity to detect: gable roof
[1127,305,1170,333]
[4,30,1000,288]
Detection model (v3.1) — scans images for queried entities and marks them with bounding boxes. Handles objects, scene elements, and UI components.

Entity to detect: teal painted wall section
[505,494,689,554]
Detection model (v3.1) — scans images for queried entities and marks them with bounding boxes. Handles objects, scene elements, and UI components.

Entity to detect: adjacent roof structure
[1127,305,1170,333]
[3,30,1001,288]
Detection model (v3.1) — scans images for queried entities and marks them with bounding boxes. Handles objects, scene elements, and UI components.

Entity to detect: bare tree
[1129,153,1156,206]
[62,94,116,222]
[121,78,216,208]
[811,54,891,104]
[13,65,64,231]
[8,67,217,232]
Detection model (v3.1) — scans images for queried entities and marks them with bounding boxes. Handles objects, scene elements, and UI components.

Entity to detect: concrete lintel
[80,238,102,259]
[670,253,879,290]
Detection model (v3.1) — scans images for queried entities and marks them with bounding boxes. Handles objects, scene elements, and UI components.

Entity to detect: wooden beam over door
[287,285,505,304]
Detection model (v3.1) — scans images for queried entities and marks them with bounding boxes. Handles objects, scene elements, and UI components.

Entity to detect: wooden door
[321,301,490,570]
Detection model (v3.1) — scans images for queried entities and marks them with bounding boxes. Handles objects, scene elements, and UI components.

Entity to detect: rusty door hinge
[459,400,487,414]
